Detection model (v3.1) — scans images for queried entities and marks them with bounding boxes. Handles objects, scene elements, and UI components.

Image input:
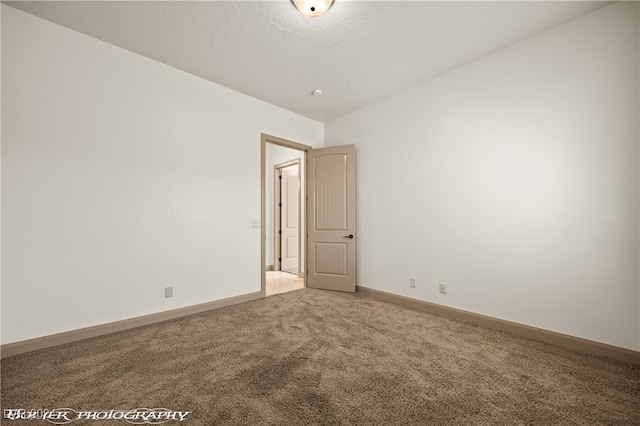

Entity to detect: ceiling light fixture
[291,0,335,18]
[312,89,324,97]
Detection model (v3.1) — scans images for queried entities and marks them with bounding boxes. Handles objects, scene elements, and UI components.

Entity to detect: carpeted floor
[2,288,639,425]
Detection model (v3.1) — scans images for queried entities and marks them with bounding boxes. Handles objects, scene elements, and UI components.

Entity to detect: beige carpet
[2,288,639,425]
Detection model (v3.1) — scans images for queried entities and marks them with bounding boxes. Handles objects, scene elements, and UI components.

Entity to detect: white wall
[265,144,306,274]
[1,5,323,344]
[326,2,640,350]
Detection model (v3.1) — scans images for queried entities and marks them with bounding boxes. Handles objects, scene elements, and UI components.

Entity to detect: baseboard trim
[266,265,274,271]
[1,291,263,359]
[356,286,640,366]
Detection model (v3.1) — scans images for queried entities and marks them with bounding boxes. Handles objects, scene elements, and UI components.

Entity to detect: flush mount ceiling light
[291,0,335,18]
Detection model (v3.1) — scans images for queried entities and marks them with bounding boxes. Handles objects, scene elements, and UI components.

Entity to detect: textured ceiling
[4,1,612,122]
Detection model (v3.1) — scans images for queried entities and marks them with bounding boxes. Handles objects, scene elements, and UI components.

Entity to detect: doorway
[267,160,304,296]
[275,160,300,275]
[261,134,357,297]
[261,134,311,297]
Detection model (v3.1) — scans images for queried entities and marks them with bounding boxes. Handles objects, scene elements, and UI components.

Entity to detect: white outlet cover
[252,220,261,228]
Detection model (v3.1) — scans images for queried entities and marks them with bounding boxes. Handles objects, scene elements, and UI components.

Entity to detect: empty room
[2,1,639,424]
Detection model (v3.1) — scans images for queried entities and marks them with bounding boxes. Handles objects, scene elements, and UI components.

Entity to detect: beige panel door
[280,167,299,274]
[307,144,355,292]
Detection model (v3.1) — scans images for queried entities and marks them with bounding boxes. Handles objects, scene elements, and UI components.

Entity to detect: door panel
[314,242,348,276]
[285,237,298,258]
[307,145,355,292]
[314,154,347,230]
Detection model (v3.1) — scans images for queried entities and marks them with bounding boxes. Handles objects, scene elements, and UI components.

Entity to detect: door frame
[273,159,301,274]
[261,134,312,298]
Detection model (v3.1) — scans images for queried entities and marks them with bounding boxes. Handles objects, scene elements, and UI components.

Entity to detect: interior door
[280,166,300,274]
[307,144,356,292]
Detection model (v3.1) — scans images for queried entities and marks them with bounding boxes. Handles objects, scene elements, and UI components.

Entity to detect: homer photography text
[3,408,191,424]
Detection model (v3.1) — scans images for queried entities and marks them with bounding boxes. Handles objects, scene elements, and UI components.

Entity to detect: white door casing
[307,144,356,292]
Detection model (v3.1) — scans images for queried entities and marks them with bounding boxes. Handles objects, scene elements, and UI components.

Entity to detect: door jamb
[273,159,301,274]
[261,133,312,298]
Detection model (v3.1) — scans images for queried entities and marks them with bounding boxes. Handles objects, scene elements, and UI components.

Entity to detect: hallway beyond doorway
[266,271,304,296]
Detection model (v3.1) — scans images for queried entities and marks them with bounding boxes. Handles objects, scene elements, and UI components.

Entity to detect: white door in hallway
[307,144,356,292]
[280,166,299,274]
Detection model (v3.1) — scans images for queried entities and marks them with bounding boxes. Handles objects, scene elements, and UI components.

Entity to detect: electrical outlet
[165,286,173,298]
[439,283,447,294]
[409,278,416,288]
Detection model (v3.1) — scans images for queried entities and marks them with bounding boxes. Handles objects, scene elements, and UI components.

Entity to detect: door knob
[343,234,354,239]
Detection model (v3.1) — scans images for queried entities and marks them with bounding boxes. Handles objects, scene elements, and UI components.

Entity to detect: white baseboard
[1,291,263,358]
[357,285,640,366]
